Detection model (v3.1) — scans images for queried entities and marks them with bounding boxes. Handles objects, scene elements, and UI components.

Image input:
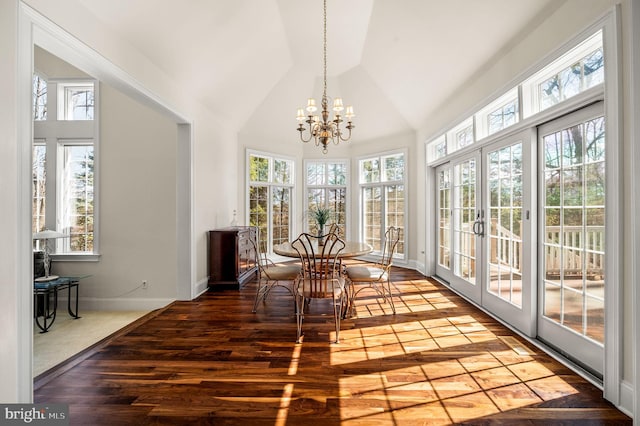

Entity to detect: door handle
[472,213,484,237]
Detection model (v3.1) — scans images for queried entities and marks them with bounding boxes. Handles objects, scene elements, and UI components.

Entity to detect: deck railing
[453,221,605,279]
[544,225,605,278]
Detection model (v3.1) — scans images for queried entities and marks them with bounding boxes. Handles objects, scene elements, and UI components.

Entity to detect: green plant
[311,207,332,227]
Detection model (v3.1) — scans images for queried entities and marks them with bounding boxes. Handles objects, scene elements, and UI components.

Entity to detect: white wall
[70,84,178,306]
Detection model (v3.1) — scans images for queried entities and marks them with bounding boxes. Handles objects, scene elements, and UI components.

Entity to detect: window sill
[51,253,101,262]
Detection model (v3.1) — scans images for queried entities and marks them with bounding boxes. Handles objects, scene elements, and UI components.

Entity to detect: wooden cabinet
[208,226,257,290]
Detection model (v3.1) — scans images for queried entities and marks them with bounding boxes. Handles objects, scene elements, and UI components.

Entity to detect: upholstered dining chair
[291,232,346,343]
[345,226,401,316]
[250,235,301,313]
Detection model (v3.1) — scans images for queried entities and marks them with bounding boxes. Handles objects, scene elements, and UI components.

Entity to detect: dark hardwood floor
[34,265,631,425]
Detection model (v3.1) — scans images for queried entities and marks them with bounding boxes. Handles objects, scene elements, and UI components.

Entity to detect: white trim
[177,123,194,300]
[79,297,173,312]
[601,5,623,406]
[17,3,35,402]
[619,380,634,418]
[631,0,640,420]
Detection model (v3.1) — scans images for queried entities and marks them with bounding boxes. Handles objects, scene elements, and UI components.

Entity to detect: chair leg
[252,279,265,313]
[385,279,396,314]
[333,296,341,344]
[295,294,304,343]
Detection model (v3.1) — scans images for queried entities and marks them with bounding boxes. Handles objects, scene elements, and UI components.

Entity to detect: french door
[439,152,482,302]
[435,104,606,376]
[435,129,536,336]
[537,103,605,375]
[481,131,536,335]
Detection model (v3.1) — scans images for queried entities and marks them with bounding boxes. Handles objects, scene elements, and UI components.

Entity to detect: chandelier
[296,0,355,154]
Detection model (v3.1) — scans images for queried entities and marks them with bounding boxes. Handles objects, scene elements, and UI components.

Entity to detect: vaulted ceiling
[77,0,562,142]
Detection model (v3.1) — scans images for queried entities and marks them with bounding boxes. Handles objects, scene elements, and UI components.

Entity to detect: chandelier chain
[323,0,327,99]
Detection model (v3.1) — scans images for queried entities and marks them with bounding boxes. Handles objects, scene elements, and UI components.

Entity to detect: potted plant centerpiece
[311,207,332,245]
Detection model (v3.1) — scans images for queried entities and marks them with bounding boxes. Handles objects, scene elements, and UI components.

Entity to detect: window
[59,142,94,252]
[33,77,98,256]
[455,123,474,149]
[427,134,447,162]
[57,81,95,120]
[32,141,47,250]
[247,151,294,253]
[305,160,348,235]
[33,74,47,121]
[476,88,519,139]
[523,31,603,117]
[359,152,406,257]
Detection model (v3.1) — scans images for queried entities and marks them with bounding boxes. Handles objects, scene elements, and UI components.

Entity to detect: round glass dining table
[273,241,372,258]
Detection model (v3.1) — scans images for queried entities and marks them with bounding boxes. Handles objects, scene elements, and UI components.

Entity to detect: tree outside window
[359,152,406,257]
[305,160,347,236]
[248,152,294,253]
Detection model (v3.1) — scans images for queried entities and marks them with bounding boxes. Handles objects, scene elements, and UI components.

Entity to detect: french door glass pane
[438,169,451,269]
[542,116,605,344]
[453,159,476,284]
[487,143,523,306]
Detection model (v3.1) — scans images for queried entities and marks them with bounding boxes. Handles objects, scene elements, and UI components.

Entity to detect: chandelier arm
[298,122,315,143]
[336,124,353,142]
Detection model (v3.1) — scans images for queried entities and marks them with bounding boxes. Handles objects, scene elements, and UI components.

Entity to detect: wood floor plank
[34,268,631,425]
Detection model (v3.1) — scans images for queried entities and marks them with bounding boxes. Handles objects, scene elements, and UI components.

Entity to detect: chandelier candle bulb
[345,105,355,119]
[306,98,317,112]
[333,98,344,112]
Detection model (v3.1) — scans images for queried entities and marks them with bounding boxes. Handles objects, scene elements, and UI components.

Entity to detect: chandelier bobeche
[296,0,354,154]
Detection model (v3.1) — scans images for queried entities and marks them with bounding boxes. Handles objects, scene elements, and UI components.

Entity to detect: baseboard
[195,278,209,297]
[408,260,426,276]
[77,297,174,311]
[618,380,634,418]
